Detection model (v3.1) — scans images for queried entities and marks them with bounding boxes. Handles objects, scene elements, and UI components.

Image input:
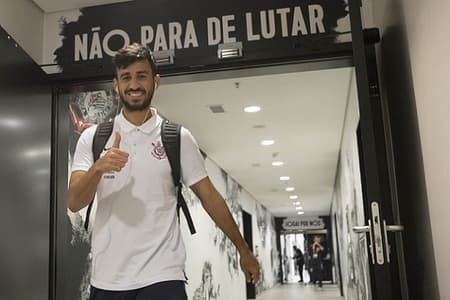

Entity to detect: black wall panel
[0,27,51,300]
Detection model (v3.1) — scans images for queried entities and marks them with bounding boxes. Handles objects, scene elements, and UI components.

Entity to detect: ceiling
[31,0,355,217]
[154,66,354,217]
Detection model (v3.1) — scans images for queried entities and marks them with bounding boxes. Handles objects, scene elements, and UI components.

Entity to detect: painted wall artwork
[254,202,280,294]
[60,84,119,300]
[58,83,279,300]
[214,170,242,275]
[331,132,372,300]
[42,0,350,80]
[193,261,221,300]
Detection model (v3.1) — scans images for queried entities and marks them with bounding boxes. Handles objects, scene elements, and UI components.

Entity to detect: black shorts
[89,280,187,300]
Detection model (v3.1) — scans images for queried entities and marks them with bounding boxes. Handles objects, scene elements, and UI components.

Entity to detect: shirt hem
[91,273,186,291]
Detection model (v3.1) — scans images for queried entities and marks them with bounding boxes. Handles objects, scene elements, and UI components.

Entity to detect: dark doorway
[243,210,256,299]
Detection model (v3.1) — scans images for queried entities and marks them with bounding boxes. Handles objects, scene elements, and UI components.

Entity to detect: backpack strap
[161,119,197,235]
[84,121,114,231]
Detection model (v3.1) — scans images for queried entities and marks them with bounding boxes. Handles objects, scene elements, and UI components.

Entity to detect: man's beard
[118,87,155,111]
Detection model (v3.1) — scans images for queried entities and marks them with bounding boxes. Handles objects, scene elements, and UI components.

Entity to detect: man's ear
[154,74,161,88]
[113,78,118,93]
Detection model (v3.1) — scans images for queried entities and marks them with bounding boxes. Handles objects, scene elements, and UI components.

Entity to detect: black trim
[49,82,58,300]
[349,0,405,298]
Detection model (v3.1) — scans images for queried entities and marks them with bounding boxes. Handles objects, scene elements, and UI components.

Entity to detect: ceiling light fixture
[293,202,301,205]
[272,161,284,166]
[285,187,295,192]
[261,140,275,146]
[280,176,290,181]
[297,211,305,215]
[289,195,299,200]
[244,106,261,113]
[295,206,303,210]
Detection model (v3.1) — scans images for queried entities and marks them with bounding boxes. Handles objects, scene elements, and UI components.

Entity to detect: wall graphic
[61,83,119,300]
[212,170,242,275]
[193,261,221,300]
[43,0,350,79]
[331,133,371,300]
[58,83,279,300]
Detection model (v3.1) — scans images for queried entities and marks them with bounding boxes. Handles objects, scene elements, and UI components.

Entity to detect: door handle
[386,225,404,232]
[353,220,375,264]
[353,203,404,265]
[383,221,404,263]
[353,225,369,233]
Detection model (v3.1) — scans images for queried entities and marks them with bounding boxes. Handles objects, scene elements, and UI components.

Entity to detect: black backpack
[83,119,196,235]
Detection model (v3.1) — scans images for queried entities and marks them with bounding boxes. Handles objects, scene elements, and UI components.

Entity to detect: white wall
[0,0,44,64]
[401,1,450,297]
[368,0,450,298]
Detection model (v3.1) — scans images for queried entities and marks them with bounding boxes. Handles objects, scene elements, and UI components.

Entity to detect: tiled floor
[256,283,343,300]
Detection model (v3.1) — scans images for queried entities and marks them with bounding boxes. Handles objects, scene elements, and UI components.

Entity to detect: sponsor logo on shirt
[103,171,115,179]
[151,141,167,160]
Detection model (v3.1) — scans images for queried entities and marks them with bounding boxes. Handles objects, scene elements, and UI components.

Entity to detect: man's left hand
[239,249,260,284]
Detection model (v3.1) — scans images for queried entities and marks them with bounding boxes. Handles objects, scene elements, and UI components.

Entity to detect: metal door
[349,0,409,299]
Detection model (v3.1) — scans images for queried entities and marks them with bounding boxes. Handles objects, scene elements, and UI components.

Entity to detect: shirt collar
[116,107,161,134]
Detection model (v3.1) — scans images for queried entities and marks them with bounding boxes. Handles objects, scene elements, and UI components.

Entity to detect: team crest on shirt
[151,141,167,160]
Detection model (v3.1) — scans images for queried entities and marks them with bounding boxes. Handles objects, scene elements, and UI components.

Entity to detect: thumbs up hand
[95,131,129,173]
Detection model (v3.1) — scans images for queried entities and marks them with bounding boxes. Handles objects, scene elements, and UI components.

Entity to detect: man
[310,235,325,288]
[292,245,304,283]
[67,43,260,300]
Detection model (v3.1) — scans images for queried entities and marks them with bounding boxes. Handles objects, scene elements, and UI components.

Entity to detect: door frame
[349,0,408,298]
[242,210,256,299]
[50,4,408,297]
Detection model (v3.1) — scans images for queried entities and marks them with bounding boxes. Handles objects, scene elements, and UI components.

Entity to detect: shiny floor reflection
[256,283,343,300]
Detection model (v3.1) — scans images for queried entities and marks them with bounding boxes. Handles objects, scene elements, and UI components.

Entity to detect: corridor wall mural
[59,83,279,300]
[331,134,371,300]
[331,69,371,300]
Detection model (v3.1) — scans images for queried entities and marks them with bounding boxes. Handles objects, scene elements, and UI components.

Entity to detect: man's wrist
[91,161,105,175]
[237,241,252,255]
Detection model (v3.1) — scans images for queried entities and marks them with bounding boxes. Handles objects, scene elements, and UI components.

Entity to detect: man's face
[114,60,160,111]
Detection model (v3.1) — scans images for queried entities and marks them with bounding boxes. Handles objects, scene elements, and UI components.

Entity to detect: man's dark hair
[112,43,158,76]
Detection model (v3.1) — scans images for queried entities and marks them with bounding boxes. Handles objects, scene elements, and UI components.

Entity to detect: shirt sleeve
[180,127,208,187]
[71,125,97,172]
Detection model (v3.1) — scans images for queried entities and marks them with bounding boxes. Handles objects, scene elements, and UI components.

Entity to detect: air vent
[209,105,225,113]
[253,124,266,129]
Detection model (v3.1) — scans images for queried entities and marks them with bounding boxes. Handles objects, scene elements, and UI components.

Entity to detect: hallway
[256,284,343,300]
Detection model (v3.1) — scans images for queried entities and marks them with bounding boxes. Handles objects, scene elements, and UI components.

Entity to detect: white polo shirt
[71,108,207,291]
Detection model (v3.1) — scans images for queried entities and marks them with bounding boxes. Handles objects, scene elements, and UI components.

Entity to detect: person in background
[293,245,305,283]
[310,236,325,288]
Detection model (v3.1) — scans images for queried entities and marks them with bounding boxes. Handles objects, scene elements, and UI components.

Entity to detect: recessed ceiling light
[293,202,301,205]
[289,195,299,200]
[261,140,275,146]
[244,106,261,113]
[286,187,295,192]
[297,211,305,215]
[280,176,290,181]
[272,161,284,166]
[295,206,303,210]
